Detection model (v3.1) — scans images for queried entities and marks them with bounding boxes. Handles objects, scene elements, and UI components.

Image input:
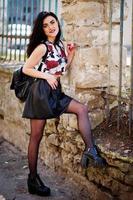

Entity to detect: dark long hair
[27,11,61,57]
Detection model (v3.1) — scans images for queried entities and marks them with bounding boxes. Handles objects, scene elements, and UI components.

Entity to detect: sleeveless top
[23,41,72,119]
[40,40,67,75]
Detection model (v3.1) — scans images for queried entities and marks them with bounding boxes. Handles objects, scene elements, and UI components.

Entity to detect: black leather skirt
[22,79,72,119]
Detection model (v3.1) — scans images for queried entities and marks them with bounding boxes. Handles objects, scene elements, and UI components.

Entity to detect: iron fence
[0,0,60,61]
[107,0,133,134]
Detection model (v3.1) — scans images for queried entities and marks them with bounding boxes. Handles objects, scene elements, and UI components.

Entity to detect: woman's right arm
[22,44,58,89]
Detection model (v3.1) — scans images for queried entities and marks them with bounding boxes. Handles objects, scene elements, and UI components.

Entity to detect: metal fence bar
[107,0,113,120]
[117,0,124,131]
[14,0,19,60]
[30,0,34,27]
[55,0,58,15]
[18,0,24,61]
[1,0,5,57]
[24,0,29,61]
[9,0,14,60]
[5,0,9,59]
[42,0,45,11]
[129,0,133,135]
[37,0,40,16]
[48,0,51,11]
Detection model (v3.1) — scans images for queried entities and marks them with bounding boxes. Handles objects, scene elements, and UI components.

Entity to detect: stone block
[45,119,58,133]
[62,141,78,154]
[108,159,130,173]
[62,0,76,6]
[63,25,92,46]
[125,174,133,186]
[89,109,104,129]
[76,45,127,67]
[0,119,29,154]
[73,154,81,165]
[68,114,78,130]
[107,167,125,181]
[75,134,85,150]
[75,47,108,66]
[91,28,120,46]
[61,150,73,167]
[62,1,104,26]
[42,145,61,169]
[60,114,69,130]
[76,61,127,90]
[47,134,60,146]
[75,91,105,111]
[112,46,127,67]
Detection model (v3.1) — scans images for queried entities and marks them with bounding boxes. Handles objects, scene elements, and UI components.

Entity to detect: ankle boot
[27,174,51,196]
[81,145,107,169]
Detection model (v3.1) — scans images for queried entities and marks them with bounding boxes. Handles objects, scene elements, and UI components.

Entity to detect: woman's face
[43,16,59,41]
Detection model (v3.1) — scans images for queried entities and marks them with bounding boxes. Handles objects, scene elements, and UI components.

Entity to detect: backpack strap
[42,42,48,62]
[57,40,65,51]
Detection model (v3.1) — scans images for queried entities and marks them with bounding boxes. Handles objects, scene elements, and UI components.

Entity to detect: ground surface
[0,107,133,200]
[93,106,133,158]
[0,138,90,200]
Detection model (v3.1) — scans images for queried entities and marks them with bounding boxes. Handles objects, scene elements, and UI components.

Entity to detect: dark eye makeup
[43,19,56,28]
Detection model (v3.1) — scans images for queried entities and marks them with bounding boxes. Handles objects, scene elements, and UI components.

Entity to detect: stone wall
[0,0,133,199]
[0,64,133,199]
[61,0,129,129]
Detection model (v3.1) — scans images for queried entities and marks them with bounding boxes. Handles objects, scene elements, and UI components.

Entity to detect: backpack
[10,43,48,102]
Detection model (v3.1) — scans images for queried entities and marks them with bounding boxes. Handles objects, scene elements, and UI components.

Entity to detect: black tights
[28,100,94,176]
[28,119,46,177]
[66,99,94,149]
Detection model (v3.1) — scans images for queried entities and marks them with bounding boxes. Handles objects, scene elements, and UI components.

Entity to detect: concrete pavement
[0,137,90,200]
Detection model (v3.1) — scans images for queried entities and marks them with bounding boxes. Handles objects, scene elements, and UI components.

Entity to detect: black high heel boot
[27,174,51,196]
[81,145,107,169]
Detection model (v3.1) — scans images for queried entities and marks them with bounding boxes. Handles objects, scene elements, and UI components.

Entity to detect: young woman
[22,11,106,197]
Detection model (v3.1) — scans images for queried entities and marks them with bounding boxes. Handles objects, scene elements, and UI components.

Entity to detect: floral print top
[40,40,67,75]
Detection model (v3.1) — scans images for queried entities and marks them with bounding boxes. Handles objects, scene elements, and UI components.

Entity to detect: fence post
[117,0,124,131]
[129,0,133,135]
[107,0,113,121]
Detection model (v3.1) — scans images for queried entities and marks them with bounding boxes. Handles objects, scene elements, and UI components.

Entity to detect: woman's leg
[65,99,93,150]
[27,119,50,196]
[66,99,107,168]
[28,119,46,177]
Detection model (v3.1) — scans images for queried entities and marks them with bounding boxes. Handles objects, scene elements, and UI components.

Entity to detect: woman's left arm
[65,43,76,70]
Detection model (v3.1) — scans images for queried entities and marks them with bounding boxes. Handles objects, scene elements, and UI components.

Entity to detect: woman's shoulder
[32,43,47,58]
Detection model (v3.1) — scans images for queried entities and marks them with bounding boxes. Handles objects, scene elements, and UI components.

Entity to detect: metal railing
[107,0,133,134]
[129,0,133,135]
[0,0,60,61]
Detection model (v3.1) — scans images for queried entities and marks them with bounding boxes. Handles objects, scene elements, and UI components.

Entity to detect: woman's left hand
[67,43,76,57]
[66,43,76,68]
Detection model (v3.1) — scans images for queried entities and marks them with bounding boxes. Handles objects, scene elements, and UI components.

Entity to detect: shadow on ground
[0,137,90,200]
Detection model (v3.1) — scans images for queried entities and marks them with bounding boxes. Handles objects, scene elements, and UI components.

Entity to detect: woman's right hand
[46,73,60,89]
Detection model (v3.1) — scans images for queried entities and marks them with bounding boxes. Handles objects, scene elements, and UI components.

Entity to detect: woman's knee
[77,104,88,115]
[30,119,45,143]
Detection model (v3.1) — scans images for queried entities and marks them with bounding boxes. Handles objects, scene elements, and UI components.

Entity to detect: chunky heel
[28,183,37,194]
[27,174,51,196]
[28,186,36,194]
[81,152,89,168]
[81,146,107,169]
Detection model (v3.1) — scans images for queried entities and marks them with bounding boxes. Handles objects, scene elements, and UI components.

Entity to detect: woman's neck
[47,37,56,43]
